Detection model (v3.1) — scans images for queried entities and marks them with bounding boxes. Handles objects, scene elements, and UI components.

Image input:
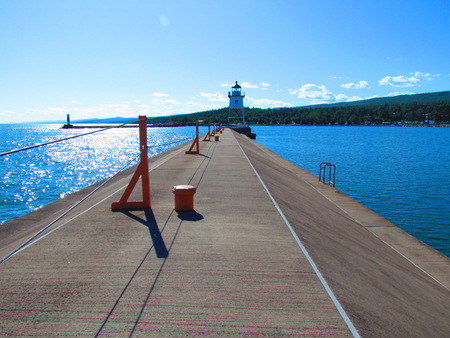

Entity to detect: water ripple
[1,124,205,225]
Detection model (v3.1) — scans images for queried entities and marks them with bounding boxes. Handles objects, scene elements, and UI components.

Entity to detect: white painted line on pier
[235,135,361,338]
[299,173,450,293]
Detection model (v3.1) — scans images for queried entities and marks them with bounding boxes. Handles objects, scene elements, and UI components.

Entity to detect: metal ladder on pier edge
[319,162,336,187]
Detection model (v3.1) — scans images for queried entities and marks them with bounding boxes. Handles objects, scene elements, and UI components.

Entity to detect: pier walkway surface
[1,129,450,337]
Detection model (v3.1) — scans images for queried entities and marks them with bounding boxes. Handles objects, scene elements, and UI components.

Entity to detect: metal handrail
[228,91,245,97]
[319,162,336,187]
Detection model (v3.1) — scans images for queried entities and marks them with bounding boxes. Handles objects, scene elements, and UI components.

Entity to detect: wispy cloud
[341,80,370,89]
[261,82,270,90]
[246,97,294,108]
[152,99,181,105]
[3,100,202,123]
[165,99,181,104]
[411,71,440,81]
[99,103,132,113]
[152,99,165,105]
[187,101,221,110]
[200,92,227,102]
[335,94,363,102]
[387,91,415,96]
[152,92,169,97]
[379,75,420,88]
[241,82,259,89]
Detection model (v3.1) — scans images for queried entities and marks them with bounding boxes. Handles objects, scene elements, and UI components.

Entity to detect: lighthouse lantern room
[228,81,245,126]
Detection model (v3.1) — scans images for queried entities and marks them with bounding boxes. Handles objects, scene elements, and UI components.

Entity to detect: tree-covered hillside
[150,90,450,126]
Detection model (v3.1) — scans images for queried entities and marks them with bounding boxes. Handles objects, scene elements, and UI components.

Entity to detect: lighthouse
[228,81,245,126]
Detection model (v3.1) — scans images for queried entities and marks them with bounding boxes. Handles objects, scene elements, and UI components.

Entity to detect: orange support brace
[202,122,211,141]
[186,121,200,154]
[111,116,151,210]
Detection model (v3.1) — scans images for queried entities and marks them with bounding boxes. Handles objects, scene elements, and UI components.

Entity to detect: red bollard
[172,185,196,211]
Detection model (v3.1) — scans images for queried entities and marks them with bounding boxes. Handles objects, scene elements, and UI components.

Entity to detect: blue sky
[1,0,449,123]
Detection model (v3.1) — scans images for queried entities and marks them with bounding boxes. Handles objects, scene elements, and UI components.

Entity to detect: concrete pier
[1,128,449,337]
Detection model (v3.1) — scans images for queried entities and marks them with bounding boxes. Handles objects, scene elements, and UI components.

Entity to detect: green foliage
[149,90,450,126]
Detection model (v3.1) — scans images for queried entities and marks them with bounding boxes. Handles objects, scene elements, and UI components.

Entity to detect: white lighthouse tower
[228,81,245,126]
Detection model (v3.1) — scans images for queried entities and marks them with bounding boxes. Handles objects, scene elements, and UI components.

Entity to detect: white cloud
[246,97,294,108]
[221,81,261,89]
[379,75,420,87]
[152,98,181,105]
[71,101,80,104]
[165,99,181,105]
[261,82,270,90]
[341,80,370,89]
[47,107,69,113]
[137,104,155,110]
[0,110,24,123]
[138,104,185,117]
[290,84,335,103]
[387,91,415,96]
[152,99,164,105]
[289,83,367,105]
[200,92,226,102]
[21,105,114,122]
[335,94,363,102]
[412,71,430,78]
[152,92,169,97]
[72,106,110,114]
[411,71,440,81]
[241,82,259,89]
[99,103,132,113]
[187,101,221,110]
[3,100,198,123]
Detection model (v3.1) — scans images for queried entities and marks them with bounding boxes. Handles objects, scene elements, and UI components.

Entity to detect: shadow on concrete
[122,209,169,258]
[176,210,204,222]
[96,209,182,337]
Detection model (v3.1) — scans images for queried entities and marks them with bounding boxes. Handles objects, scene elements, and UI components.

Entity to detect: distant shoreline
[248,123,450,127]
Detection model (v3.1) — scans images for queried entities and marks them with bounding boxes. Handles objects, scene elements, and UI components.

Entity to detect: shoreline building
[228,81,245,126]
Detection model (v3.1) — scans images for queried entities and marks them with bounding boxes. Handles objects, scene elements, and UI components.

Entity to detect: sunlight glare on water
[0,124,203,224]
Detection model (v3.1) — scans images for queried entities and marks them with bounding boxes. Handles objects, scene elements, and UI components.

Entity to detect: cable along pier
[1,117,450,337]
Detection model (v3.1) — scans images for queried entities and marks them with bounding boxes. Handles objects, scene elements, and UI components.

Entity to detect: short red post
[172,185,196,211]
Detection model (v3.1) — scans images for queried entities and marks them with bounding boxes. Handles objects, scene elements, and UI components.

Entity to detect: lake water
[252,125,450,257]
[1,124,449,258]
[0,124,205,225]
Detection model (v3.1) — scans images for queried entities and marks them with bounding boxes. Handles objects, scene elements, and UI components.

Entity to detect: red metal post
[111,115,151,210]
[186,121,200,154]
[202,122,211,141]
